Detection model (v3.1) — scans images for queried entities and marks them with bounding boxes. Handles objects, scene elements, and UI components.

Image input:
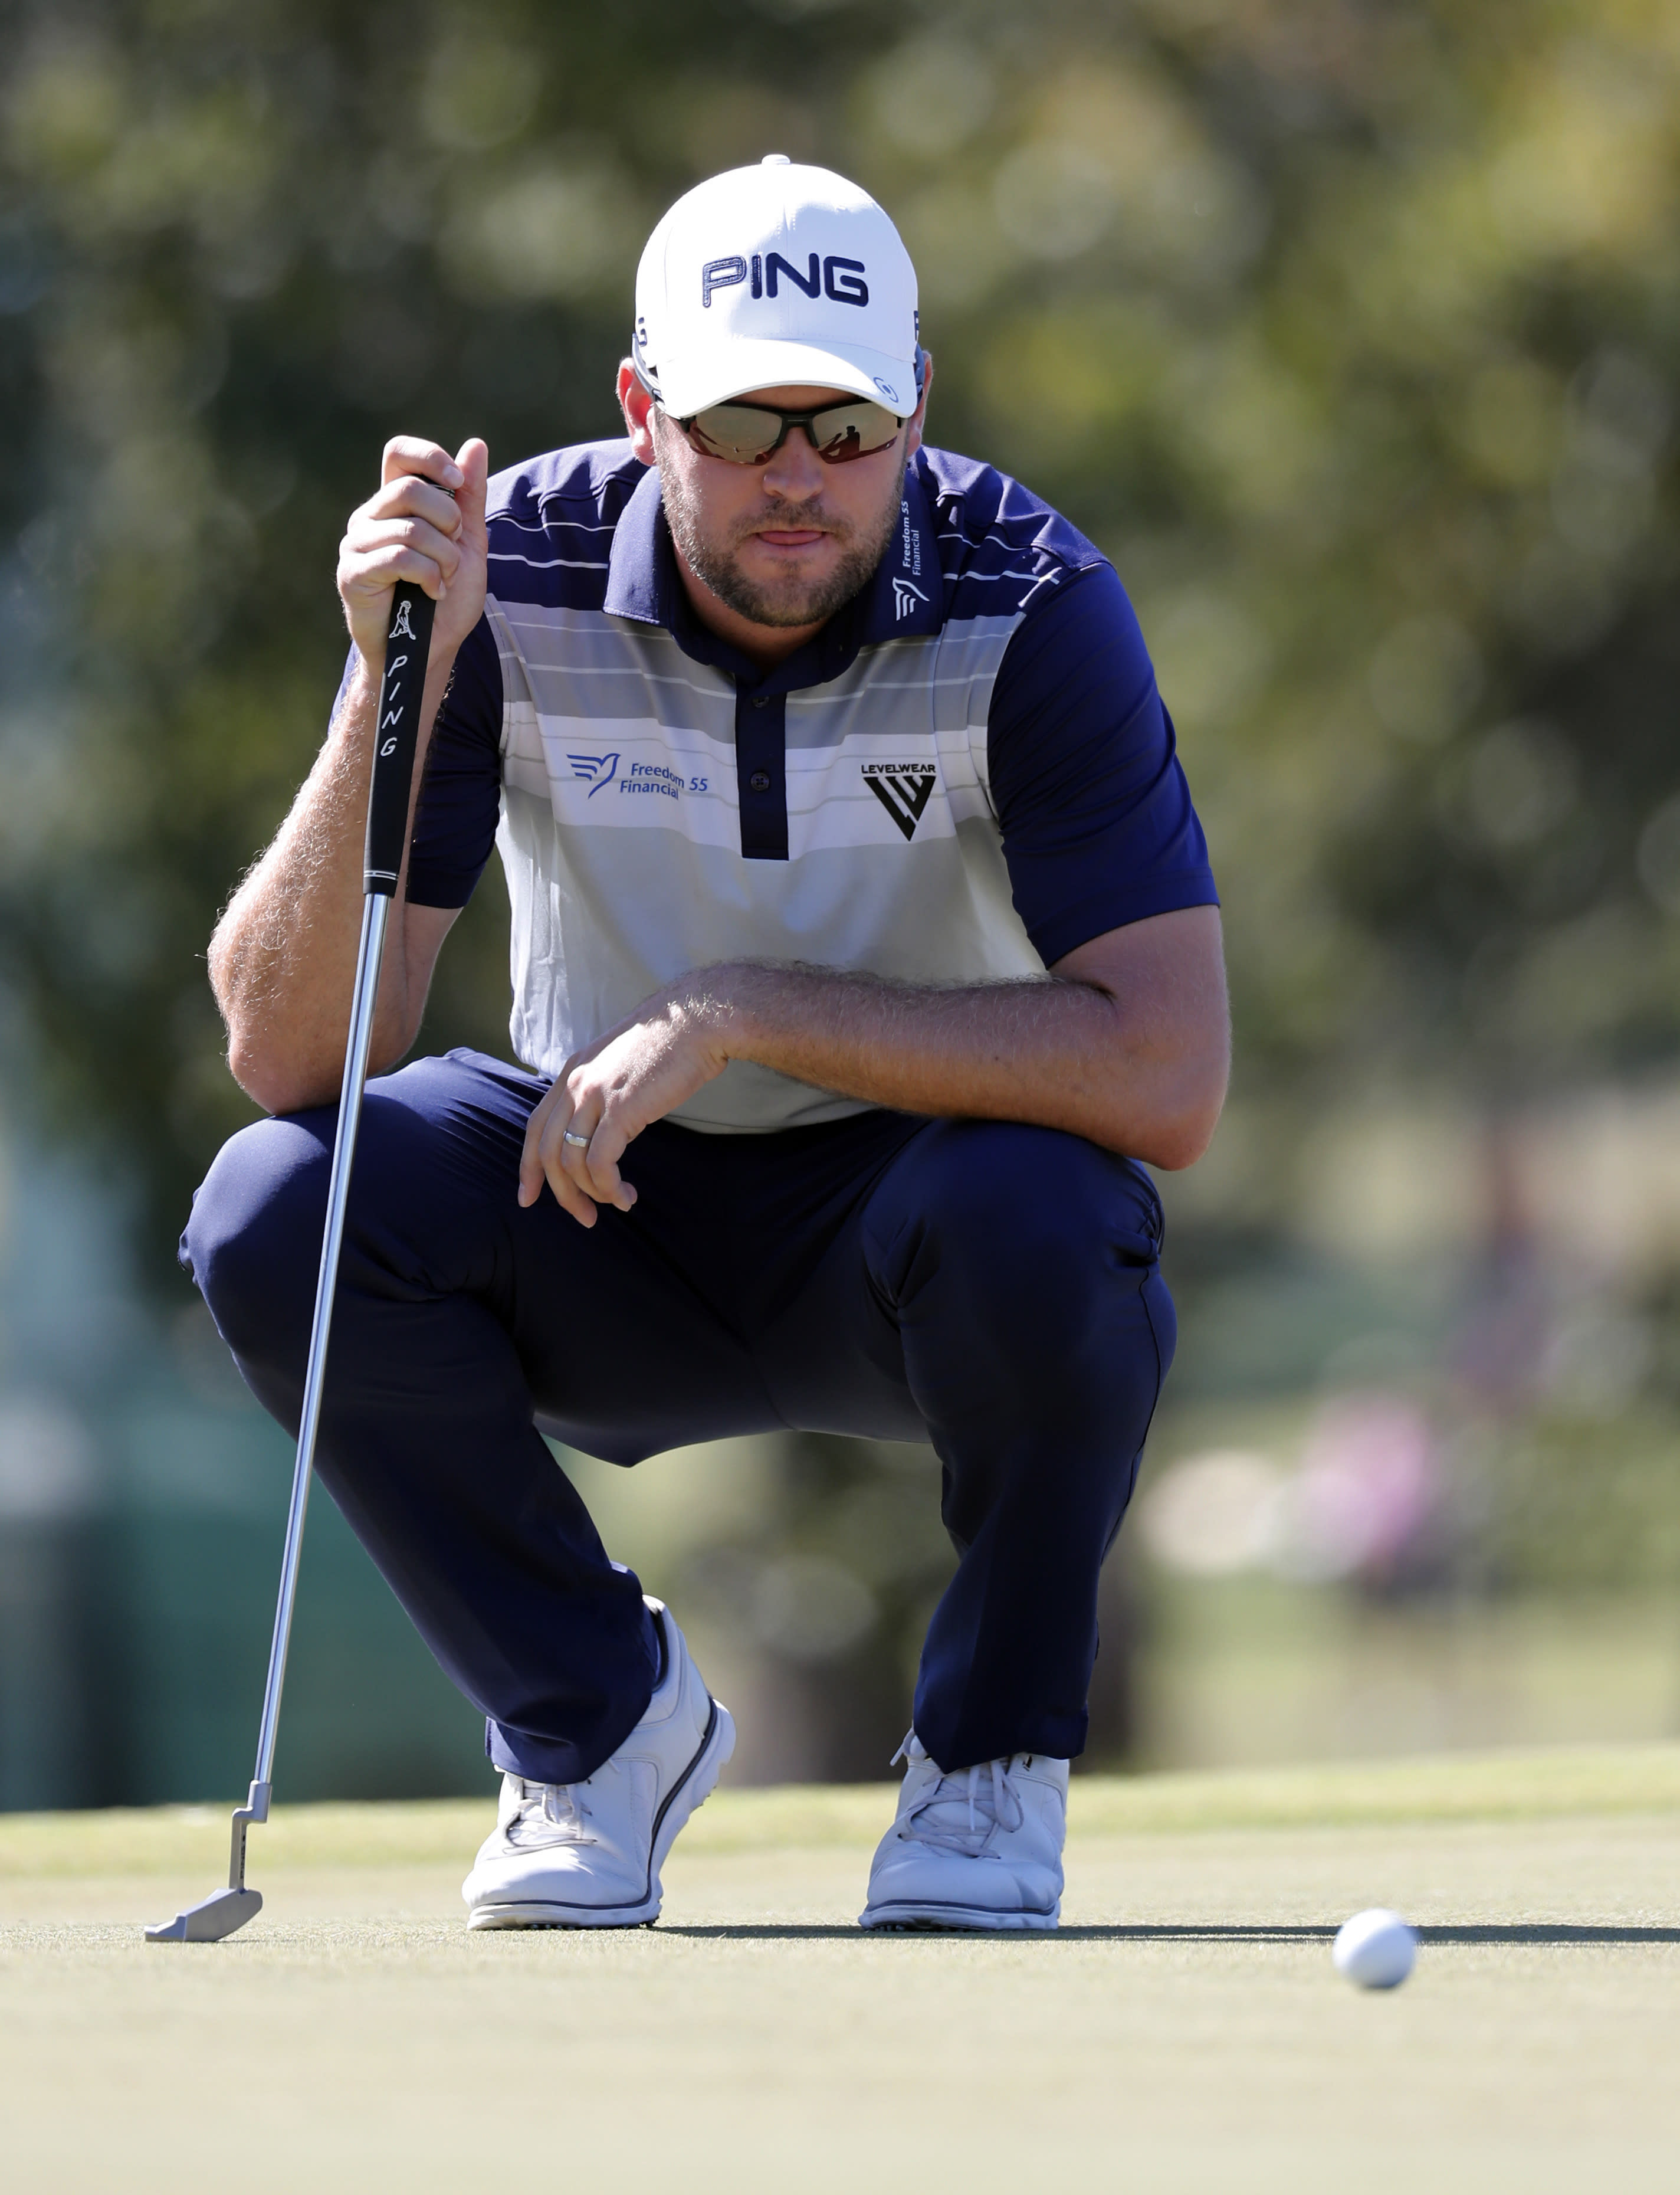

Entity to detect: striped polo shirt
[399,438,1218,1133]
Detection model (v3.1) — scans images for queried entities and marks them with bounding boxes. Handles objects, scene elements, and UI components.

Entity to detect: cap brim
[655,335,918,419]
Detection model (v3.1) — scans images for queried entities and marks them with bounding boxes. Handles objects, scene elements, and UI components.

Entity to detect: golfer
[186,158,1228,1932]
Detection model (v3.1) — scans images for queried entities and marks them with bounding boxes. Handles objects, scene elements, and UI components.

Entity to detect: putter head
[145,1779,271,1944]
[146,1886,262,1944]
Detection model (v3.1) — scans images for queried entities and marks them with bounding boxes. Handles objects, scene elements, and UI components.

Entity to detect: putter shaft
[253,889,390,1792]
[148,583,434,1945]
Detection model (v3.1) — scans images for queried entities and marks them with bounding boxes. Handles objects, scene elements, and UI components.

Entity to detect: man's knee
[870,1120,1165,1327]
[183,1061,519,1368]
[182,1113,334,1361]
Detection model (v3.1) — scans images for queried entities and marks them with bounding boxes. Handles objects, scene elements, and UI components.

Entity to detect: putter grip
[364,581,437,896]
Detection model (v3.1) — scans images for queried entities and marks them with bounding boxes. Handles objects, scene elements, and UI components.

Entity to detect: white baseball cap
[633,155,921,420]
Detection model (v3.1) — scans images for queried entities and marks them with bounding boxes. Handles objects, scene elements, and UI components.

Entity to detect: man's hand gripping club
[209,435,490,1116]
[337,435,490,666]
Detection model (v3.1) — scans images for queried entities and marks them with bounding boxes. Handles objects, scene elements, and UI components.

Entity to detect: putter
[147,579,437,1944]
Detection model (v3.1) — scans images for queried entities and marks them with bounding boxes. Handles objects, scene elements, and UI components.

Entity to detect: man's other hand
[519,990,731,1227]
[337,436,490,672]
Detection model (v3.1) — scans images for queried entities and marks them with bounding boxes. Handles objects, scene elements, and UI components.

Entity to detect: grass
[4,1739,1678,1876]
[2,1745,1677,2193]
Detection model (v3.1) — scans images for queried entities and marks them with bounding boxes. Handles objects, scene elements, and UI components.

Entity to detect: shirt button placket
[735,686,789,861]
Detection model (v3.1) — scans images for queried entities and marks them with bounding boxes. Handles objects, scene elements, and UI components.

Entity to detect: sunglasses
[670,397,904,466]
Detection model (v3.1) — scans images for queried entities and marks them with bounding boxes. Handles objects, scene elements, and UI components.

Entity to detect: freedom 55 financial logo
[862,761,937,841]
[568,752,619,795]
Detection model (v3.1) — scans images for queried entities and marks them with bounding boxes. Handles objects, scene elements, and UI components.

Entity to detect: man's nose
[761,425,827,500]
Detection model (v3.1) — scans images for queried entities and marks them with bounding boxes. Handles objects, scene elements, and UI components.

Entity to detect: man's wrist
[672,961,769,1064]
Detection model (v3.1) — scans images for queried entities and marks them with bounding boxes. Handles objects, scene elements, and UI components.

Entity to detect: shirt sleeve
[403,613,504,909]
[986,562,1218,967]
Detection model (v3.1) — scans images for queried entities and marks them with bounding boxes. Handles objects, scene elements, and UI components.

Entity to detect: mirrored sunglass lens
[687,405,784,461]
[811,403,900,460]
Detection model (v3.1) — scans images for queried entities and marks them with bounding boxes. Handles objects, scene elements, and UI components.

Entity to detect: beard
[655,417,903,630]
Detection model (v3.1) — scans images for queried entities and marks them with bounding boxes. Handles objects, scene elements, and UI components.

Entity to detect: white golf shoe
[462,1598,734,1929]
[858,1731,1067,1932]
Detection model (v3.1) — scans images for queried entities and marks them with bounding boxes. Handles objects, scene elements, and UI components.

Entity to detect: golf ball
[1332,1908,1416,1989]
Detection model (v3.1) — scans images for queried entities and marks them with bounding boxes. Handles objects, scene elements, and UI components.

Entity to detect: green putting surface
[3,1747,1678,2192]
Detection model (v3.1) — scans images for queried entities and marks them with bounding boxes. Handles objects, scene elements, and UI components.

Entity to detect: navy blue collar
[601,463,669,628]
[602,456,944,696]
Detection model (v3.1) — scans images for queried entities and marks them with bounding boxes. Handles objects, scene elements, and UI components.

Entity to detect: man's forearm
[696,951,1226,1169]
[209,653,452,1112]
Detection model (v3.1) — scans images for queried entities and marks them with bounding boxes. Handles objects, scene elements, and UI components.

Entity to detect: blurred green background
[2,0,1679,1807]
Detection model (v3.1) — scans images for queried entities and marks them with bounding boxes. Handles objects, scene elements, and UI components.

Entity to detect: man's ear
[617,360,658,466]
[904,350,934,462]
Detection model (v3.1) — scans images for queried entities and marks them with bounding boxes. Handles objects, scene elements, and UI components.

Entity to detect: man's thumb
[454,437,490,530]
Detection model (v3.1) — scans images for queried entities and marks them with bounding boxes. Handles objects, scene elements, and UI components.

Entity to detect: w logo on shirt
[862,761,937,841]
[892,578,928,621]
[567,752,620,796]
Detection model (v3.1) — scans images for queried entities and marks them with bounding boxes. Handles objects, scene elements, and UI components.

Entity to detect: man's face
[648,383,914,632]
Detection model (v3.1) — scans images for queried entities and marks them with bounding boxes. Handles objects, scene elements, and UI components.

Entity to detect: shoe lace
[507,1777,593,1847]
[892,1740,1026,1857]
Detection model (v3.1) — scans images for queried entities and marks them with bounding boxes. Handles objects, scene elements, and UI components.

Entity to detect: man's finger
[517,1119,599,1228]
[518,1086,563,1207]
[350,516,462,584]
[342,542,451,602]
[545,1165,599,1228]
[348,516,462,581]
[517,1088,606,1229]
[544,1116,601,1226]
[552,1105,603,1193]
[362,477,464,533]
[547,1102,638,1217]
[453,438,490,539]
[554,1078,623,1205]
[381,437,465,490]
[580,1116,636,1211]
[343,548,449,602]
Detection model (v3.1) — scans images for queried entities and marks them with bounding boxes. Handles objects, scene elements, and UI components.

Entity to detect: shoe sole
[856,1899,1060,1934]
[467,1698,737,1931]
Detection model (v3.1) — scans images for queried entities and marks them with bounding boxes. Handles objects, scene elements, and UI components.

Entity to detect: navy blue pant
[182,1050,1174,1780]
